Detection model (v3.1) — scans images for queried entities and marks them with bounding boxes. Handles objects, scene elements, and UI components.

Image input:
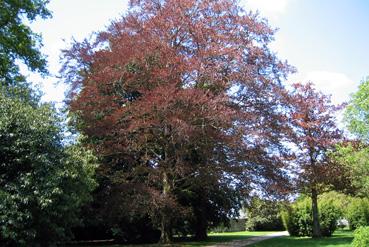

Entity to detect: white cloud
[288,71,358,105]
[242,0,290,21]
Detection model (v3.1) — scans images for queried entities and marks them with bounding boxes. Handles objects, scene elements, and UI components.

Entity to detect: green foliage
[319,195,343,236]
[334,77,369,197]
[211,219,246,233]
[352,226,369,247]
[0,81,41,106]
[245,198,285,231]
[0,0,51,83]
[282,197,313,237]
[0,1,98,245]
[346,198,369,230]
[0,92,97,246]
[282,194,342,237]
[333,143,369,197]
[345,78,369,142]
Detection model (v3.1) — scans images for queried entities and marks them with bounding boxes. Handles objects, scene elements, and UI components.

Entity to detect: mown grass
[174,231,276,246]
[74,231,276,247]
[73,230,354,247]
[249,230,354,247]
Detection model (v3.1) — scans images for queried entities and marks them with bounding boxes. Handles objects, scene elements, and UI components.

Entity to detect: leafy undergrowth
[250,230,354,247]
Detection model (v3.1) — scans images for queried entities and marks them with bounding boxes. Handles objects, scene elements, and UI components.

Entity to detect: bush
[282,195,342,237]
[282,198,312,236]
[319,197,342,236]
[352,226,369,247]
[211,219,246,233]
[346,198,369,230]
[0,93,97,246]
[245,198,285,231]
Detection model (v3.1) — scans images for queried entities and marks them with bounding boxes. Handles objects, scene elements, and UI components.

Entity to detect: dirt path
[207,231,289,247]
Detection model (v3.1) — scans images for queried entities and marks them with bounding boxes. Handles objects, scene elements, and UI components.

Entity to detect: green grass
[175,231,276,246]
[74,231,276,247]
[249,230,354,247]
[73,230,354,247]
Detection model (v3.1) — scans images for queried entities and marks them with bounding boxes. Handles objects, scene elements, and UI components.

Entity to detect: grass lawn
[249,230,354,247]
[174,231,276,246]
[74,231,276,247]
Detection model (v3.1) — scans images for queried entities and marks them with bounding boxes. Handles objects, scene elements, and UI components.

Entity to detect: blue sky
[29,0,368,106]
[256,0,369,104]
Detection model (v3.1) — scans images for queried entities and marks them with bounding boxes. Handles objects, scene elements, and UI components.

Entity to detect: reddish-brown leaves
[61,0,295,239]
[288,82,344,191]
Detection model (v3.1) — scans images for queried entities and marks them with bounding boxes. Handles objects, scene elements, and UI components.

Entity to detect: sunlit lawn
[249,230,354,247]
[175,231,277,246]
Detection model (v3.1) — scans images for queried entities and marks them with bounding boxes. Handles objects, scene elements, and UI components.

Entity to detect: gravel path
[207,231,289,247]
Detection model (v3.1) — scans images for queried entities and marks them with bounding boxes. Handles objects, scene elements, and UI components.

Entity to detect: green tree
[346,197,369,230]
[0,1,98,246]
[0,0,50,84]
[332,78,369,196]
[345,78,369,142]
[0,91,97,246]
[332,142,369,196]
[245,197,285,231]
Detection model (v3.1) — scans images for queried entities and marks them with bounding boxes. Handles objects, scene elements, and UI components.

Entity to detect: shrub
[346,198,369,230]
[282,198,312,236]
[352,226,369,247]
[212,219,246,233]
[282,195,342,237]
[319,197,342,236]
[245,198,285,231]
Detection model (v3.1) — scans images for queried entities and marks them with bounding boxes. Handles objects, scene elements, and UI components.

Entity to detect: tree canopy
[1,0,361,245]
[61,0,293,243]
[332,78,369,197]
[0,0,50,84]
[0,1,99,246]
[0,90,97,246]
[345,78,369,142]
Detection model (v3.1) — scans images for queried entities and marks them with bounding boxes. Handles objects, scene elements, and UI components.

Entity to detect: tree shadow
[173,233,263,246]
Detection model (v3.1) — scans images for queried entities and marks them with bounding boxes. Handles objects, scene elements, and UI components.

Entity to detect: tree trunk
[311,187,321,238]
[159,172,172,244]
[194,223,208,240]
[159,217,171,244]
[194,209,208,241]
[194,198,208,240]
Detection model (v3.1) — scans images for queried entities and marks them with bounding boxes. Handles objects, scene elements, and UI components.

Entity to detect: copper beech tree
[61,0,293,243]
[288,83,343,238]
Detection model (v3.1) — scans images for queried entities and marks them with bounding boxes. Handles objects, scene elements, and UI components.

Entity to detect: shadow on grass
[170,236,245,246]
[172,231,275,246]
[68,231,277,247]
